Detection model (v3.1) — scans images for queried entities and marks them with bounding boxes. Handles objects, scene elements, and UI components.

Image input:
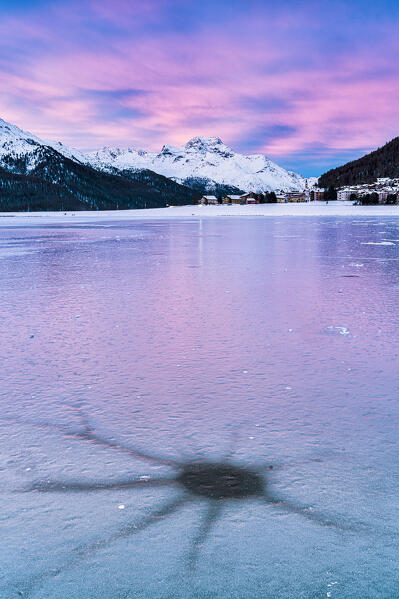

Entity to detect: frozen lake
[1,216,399,598]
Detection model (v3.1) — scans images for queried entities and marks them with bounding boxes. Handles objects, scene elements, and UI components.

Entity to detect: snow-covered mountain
[89,136,307,193]
[0,117,88,171]
[0,118,199,211]
[0,117,312,206]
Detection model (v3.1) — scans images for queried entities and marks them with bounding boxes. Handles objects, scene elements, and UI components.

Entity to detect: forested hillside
[319,137,399,187]
[0,148,199,211]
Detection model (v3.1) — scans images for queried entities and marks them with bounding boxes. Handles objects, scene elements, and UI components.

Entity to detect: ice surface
[1,216,399,598]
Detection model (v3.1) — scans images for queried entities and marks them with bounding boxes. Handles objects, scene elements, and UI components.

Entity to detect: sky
[0,0,399,176]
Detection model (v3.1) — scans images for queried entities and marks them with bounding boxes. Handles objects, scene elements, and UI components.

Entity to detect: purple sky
[1,0,399,175]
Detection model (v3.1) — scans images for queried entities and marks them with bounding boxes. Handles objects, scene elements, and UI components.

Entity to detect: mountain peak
[89,134,305,192]
[0,116,306,194]
[185,136,224,151]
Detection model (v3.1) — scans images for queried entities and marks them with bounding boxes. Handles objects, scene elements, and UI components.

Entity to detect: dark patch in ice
[178,462,263,499]
[8,411,358,595]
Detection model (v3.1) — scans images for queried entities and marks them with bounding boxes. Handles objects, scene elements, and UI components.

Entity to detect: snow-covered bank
[1,201,399,226]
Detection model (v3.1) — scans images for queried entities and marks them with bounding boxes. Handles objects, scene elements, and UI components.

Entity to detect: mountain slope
[0,118,199,210]
[89,136,306,193]
[0,117,89,168]
[0,153,199,212]
[319,137,399,188]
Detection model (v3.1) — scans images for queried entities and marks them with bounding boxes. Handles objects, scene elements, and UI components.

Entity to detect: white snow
[0,118,313,191]
[87,136,309,192]
[361,241,395,246]
[1,201,399,226]
[0,117,87,169]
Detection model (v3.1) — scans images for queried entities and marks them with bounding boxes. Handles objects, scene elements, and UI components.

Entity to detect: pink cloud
[0,3,398,173]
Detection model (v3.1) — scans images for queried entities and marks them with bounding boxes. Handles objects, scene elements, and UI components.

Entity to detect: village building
[240,192,259,204]
[312,189,325,201]
[337,190,352,201]
[200,195,218,205]
[323,178,399,205]
[223,195,243,204]
[378,192,388,203]
[240,192,258,203]
[285,191,306,202]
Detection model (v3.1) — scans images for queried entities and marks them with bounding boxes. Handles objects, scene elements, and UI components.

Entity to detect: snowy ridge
[0,118,312,192]
[0,117,44,171]
[89,136,307,192]
[0,118,87,170]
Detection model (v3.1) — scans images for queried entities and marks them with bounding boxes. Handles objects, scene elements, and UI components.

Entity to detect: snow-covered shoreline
[1,201,399,226]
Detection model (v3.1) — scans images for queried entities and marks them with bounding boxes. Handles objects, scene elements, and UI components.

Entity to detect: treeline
[259,192,277,203]
[354,193,398,205]
[319,137,399,188]
[0,147,199,211]
[182,176,244,197]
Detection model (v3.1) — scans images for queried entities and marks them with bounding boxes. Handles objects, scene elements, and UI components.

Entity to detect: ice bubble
[324,326,350,336]
[118,504,125,510]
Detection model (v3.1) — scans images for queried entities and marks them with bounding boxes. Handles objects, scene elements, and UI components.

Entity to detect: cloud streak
[0,0,398,174]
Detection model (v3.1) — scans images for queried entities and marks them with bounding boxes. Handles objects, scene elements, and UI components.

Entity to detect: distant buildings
[220,191,307,204]
[337,190,352,201]
[312,189,325,201]
[240,192,259,204]
[378,192,388,203]
[335,178,399,204]
[200,195,218,205]
[285,191,306,202]
[223,195,243,204]
[222,194,260,204]
[197,177,399,207]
